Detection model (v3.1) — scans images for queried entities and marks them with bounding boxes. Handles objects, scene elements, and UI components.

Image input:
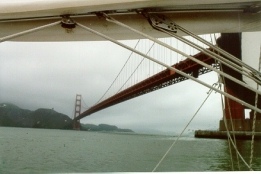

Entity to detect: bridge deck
[77,50,218,119]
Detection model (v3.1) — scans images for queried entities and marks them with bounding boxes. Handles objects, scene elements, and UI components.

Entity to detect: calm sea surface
[0,127,260,173]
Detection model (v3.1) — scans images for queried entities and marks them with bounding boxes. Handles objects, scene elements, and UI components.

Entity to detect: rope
[160,29,261,85]
[105,14,261,97]
[0,21,61,42]
[249,46,261,168]
[152,85,215,172]
[177,24,261,77]
[212,34,253,171]
[220,92,253,170]
[220,63,241,170]
[152,85,213,172]
[219,70,251,170]
[219,89,235,170]
[211,34,241,170]
[76,21,261,116]
[91,16,261,114]
[210,35,236,170]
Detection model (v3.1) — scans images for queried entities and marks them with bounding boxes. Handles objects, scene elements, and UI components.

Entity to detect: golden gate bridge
[66,13,261,135]
[1,10,260,137]
[1,1,261,170]
[72,34,220,128]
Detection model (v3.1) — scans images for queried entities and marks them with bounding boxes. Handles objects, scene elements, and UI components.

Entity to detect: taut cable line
[116,41,156,94]
[156,28,261,85]
[0,21,61,42]
[95,39,141,104]
[75,21,261,119]
[152,83,216,172]
[173,16,261,78]
[103,13,261,97]
[249,46,261,169]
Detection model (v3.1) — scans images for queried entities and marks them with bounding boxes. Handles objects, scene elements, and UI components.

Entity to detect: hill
[81,123,134,132]
[0,103,73,129]
[0,103,134,132]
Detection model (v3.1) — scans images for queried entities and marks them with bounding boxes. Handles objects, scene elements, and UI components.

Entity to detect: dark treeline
[0,103,133,132]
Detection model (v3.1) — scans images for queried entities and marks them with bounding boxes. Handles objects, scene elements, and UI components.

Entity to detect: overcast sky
[0,37,229,135]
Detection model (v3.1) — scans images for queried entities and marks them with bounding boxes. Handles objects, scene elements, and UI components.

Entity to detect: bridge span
[75,33,261,134]
[77,49,218,120]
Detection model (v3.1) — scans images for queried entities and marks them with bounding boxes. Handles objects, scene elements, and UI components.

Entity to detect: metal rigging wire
[76,21,261,116]
[158,28,261,85]
[249,46,261,169]
[211,34,241,170]
[0,21,61,42]
[152,82,218,172]
[76,17,258,170]
[104,14,261,98]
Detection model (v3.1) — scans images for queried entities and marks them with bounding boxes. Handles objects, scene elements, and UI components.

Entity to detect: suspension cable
[95,39,141,104]
[81,97,89,110]
[116,42,156,94]
[104,14,261,97]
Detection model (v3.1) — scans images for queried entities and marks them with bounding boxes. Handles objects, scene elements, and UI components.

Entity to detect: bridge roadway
[76,50,218,120]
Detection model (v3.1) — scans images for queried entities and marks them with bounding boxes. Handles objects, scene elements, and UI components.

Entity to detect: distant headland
[0,103,133,132]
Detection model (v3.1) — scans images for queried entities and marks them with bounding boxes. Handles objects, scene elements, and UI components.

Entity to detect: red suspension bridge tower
[217,33,261,132]
[73,94,81,130]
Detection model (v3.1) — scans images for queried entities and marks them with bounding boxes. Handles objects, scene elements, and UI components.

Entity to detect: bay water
[0,127,260,173]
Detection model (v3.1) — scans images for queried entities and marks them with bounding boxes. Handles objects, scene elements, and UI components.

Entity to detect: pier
[195,130,261,140]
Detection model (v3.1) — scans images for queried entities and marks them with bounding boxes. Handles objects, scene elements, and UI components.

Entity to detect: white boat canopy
[0,0,260,41]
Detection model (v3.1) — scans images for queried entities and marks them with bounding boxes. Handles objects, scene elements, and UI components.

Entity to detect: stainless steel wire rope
[219,89,253,170]
[90,14,261,114]
[2,15,260,124]
[216,47,242,171]
[104,13,261,98]
[143,12,261,81]
[175,20,261,78]
[1,13,258,170]
[217,67,252,171]
[0,20,61,42]
[152,83,218,172]
[75,21,261,117]
[210,34,241,170]
[249,46,261,169]
[210,34,240,170]
[75,18,258,170]
[156,28,261,85]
